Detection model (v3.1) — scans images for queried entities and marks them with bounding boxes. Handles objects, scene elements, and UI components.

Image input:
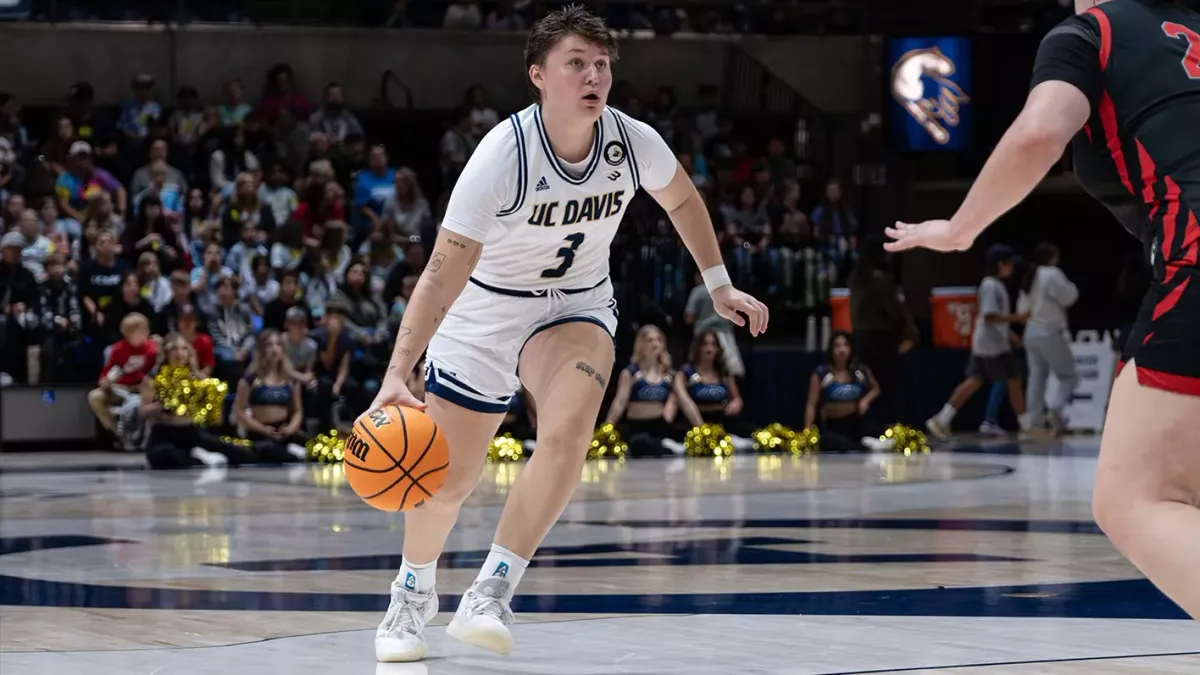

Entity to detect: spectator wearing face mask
[309,83,363,145]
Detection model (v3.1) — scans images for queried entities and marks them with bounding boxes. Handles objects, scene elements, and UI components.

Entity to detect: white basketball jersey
[439,104,677,293]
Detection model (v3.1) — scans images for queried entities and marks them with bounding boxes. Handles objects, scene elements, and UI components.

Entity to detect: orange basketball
[344,406,450,511]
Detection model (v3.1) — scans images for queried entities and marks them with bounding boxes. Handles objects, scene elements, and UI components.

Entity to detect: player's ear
[529,64,545,92]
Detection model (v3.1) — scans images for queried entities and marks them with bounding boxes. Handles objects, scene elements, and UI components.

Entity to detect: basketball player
[370,6,770,661]
[885,0,1200,620]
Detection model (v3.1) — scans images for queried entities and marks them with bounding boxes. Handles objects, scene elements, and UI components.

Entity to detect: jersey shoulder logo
[891,47,970,146]
[603,141,626,166]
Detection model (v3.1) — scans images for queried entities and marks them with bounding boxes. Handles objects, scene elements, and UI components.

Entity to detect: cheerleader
[233,329,310,461]
[605,325,700,456]
[140,333,255,469]
[804,331,886,452]
[675,330,750,436]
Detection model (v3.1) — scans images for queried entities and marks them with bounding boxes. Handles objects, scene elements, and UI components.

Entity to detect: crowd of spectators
[0,47,862,449]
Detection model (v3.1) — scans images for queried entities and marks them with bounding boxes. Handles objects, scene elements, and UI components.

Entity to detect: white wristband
[701,264,732,294]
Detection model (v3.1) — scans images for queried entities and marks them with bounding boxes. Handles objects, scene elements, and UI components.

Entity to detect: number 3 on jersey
[541,233,585,278]
[1163,22,1200,79]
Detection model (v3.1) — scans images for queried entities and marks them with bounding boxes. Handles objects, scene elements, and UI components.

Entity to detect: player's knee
[533,425,592,464]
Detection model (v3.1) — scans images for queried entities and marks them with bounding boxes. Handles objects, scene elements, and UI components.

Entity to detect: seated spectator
[130,138,187,198]
[443,1,482,29]
[77,229,127,358]
[209,126,260,194]
[387,274,418,327]
[88,313,156,447]
[136,252,172,312]
[318,220,353,280]
[168,86,205,154]
[175,304,215,378]
[55,142,126,223]
[0,231,39,384]
[218,78,252,128]
[221,172,276,248]
[804,331,884,452]
[156,270,207,336]
[227,219,269,281]
[116,73,162,149]
[605,325,700,456]
[262,161,299,227]
[382,167,431,238]
[2,193,24,231]
[263,270,307,331]
[333,261,387,343]
[242,254,280,316]
[304,251,341,320]
[675,330,750,436]
[38,114,76,185]
[294,179,345,239]
[38,254,81,384]
[104,270,157,348]
[309,83,364,145]
[233,330,308,462]
[65,82,119,165]
[359,219,405,294]
[133,160,185,220]
[440,106,477,187]
[260,63,312,125]
[123,194,189,273]
[140,333,267,469]
[14,208,53,282]
[270,222,306,280]
[205,275,257,381]
[38,195,79,259]
[283,306,317,385]
[191,242,233,314]
[353,144,395,235]
[310,303,356,430]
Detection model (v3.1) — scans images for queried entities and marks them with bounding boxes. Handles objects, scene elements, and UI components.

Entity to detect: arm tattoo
[428,253,446,273]
[445,236,467,250]
[576,361,607,389]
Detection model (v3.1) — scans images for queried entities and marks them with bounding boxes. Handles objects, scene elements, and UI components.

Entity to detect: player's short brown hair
[524,4,618,101]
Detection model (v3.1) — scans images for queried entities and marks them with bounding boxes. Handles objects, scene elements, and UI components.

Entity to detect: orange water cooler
[929,286,978,349]
[829,288,852,332]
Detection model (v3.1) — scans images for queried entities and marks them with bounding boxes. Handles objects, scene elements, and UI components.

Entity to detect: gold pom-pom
[684,423,734,457]
[153,365,227,427]
[880,423,930,456]
[487,433,525,462]
[306,429,346,464]
[750,422,817,455]
[218,435,254,448]
[588,423,628,460]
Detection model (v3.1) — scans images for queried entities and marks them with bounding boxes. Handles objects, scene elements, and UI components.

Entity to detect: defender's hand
[884,220,974,253]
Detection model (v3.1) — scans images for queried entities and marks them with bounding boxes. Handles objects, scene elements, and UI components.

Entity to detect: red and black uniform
[1032,0,1200,395]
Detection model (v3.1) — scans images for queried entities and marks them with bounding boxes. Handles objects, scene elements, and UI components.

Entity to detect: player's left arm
[623,116,769,336]
[890,17,1100,249]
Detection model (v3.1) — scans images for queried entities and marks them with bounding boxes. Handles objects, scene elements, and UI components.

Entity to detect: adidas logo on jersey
[535,176,550,192]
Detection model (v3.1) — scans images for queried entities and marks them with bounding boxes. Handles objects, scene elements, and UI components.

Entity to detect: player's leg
[1091,359,1200,619]
[927,369,984,439]
[447,320,614,655]
[980,382,1005,433]
[376,394,506,662]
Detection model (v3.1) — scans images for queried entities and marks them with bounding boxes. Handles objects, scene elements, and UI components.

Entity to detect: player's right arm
[373,122,519,411]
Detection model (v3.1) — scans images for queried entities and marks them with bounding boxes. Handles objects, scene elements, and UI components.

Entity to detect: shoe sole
[447,618,513,656]
[376,641,427,663]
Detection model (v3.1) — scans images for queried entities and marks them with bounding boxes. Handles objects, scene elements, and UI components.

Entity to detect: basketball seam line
[355,419,429,499]
[395,426,443,508]
[352,415,434,499]
[393,405,411,466]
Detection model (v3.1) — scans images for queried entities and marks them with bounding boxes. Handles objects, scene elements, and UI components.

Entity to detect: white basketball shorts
[424,277,618,413]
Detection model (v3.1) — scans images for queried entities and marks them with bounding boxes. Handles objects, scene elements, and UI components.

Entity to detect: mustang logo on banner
[889,38,972,151]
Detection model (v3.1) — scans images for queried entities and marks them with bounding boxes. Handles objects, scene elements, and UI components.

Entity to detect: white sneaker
[1047,410,1067,436]
[978,422,1006,436]
[446,578,515,656]
[376,580,439,662]
[190,447,228,467]
[861,436,893,453]
[925,417,951,440]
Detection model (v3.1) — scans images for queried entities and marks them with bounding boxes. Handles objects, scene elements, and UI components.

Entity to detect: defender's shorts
[424,277,618,413]
[1119,267,1200,396]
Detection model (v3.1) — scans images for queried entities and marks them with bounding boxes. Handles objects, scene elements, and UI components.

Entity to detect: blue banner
[0,0,28,19]
[888,37,973,152]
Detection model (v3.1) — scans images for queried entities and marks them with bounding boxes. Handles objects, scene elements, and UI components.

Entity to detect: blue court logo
[493,562,509,578]
[403,572,417,591]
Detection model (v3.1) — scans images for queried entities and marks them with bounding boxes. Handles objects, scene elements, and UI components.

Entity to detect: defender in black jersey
[886,0,1200,621]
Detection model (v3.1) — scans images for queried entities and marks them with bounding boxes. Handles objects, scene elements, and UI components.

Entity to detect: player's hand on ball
[711,285,769,336]
[372,375,426,412]
[884,220,974,253]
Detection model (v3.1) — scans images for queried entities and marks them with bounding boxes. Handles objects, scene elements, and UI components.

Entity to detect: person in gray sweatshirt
[1017,242,1079,434]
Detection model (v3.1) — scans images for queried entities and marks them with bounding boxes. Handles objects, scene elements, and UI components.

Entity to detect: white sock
[397,557,437,594]
[935,404,957,425]
[475,544,529,593]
